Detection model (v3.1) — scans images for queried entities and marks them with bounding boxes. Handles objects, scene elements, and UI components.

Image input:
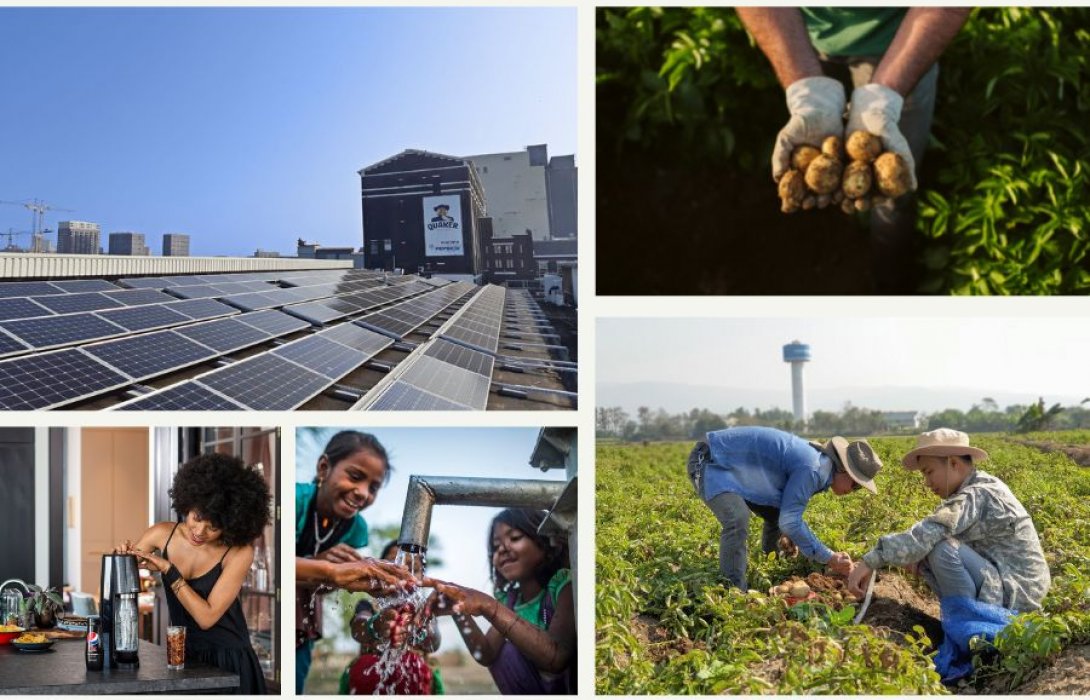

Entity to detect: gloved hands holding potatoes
[774,77,915,214]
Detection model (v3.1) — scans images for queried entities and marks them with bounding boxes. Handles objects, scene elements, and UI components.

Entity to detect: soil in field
[1003,644,1090,694]
[1018,440,1090,467]
[864,572,944,649]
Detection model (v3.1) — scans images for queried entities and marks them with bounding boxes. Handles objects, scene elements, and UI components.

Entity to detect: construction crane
[0,198,75,244]
[2,229,33,251]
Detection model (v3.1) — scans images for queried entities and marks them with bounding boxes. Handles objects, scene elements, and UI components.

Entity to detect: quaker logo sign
[423,196,464,257]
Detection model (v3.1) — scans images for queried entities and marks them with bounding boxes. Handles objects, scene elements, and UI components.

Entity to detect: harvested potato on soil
[804,154,842,195]
[874,152,912,197]
[846,130,882,163]
[821,135,844,161]
[791,145,821,174]
[789,581,811,598]
[854,196,872,212]
[778,169,807,213]
[841,161,873,199]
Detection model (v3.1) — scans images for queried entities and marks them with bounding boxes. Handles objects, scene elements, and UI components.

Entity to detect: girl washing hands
[425,508,576,694]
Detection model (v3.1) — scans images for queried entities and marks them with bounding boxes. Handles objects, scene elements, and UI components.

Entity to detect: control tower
[782,340,811,425]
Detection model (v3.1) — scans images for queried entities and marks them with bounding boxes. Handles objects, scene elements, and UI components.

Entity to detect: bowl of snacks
[0,625,25,645]
[12,632,53,652]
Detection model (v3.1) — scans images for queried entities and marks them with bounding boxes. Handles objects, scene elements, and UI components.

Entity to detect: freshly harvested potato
[821,135,844,161]
[801,195,817,211]
[791,145,821,174]
[778,169,807,213]
[804,154,842,195]
[840,197,856,215]
[846,130,882,162]
[874,152,912,198]
[841,161,873,199]
[789,582,811,598]
[854,196,872,212]
[816,193,832,209]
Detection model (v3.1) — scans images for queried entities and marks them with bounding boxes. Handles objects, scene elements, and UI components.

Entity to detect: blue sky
[295,426,573,652]
[0,7,576,256]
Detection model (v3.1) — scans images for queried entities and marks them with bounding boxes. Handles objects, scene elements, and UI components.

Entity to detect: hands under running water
[297,556,420,595]
[421,578,498,619]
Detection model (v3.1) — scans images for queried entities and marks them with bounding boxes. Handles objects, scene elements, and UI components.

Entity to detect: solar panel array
[0,270,567,411]
[354,337,496,411]
[354,282,476,339]
[437,284,507,353]
[115,322,394,410]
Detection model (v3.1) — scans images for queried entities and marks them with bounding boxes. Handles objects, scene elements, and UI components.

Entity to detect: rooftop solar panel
[423,339,495,377]
[0,349,129,410]
[272,335,369,380]
[167,298,240,321]
[196,354,330,410]
[367,382,472,411]
[220,292,282,311]
[235,309,310,336]
[50,279,119,294]
[175,317,271,353]
[0,281,63,298]
[117,277,172,289]
[94,304,192,332]
[104,289,177,306]
[2,313,126,349]
[166,284,228,299]
[0,329,30,356]
[0,297,52,321]
[115,382,248,411]
[35,292,124,314]
[82,330,217,380]
[397,354,491,409]
[282,302,347,325]
[319,324,393,355]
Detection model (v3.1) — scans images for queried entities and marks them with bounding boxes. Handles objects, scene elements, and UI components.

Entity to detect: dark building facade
[482,224,536,285]
[545,154,578,239]
[359,150,486,277]
[108,232,149,256]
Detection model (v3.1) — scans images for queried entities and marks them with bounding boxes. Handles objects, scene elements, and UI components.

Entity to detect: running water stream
[362,546,433,695]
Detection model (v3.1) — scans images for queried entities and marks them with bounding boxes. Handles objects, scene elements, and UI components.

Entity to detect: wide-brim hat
[810,436,881,494]
[902,428,988,469]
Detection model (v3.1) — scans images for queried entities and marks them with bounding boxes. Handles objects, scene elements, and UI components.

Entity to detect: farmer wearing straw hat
[686,426,882,591]
[846,428,1050,612]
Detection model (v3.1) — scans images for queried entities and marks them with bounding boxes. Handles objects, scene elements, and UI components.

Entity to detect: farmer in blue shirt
[686,426,882,590]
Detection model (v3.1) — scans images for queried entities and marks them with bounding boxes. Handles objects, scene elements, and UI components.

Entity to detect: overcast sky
[0,7,576,256]
[597,317,1090,397]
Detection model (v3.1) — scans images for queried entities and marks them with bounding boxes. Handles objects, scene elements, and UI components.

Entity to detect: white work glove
[847,83,918,192]
[772,76,846,182]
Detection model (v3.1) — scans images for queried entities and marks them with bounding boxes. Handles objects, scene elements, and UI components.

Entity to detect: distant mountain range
[597,381,1087,415]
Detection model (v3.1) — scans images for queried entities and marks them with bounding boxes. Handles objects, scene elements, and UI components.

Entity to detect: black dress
[163,523,267,694]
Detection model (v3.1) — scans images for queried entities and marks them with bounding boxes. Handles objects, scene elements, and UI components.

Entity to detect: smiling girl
[294,431,416,694]
[426,508,576,694]
[118,453,271,694]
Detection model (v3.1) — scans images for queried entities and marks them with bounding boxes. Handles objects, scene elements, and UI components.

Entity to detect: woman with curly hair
[118,453,272,694]
[425,508,576,694]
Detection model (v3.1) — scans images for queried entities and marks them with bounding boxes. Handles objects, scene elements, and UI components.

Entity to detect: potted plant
[27,585,63,629]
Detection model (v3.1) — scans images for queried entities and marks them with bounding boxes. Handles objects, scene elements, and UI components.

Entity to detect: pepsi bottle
[85,615,103,671]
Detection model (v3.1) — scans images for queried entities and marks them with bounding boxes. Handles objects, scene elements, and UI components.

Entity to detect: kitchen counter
[0,637,239,694]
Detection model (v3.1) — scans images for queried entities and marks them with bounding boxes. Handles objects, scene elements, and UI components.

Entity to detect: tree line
[596,398,1090,441]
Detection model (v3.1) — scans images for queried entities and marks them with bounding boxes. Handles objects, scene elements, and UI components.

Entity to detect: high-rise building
[162,233,190,257]
[108,232,150,256]
[545,154,578,239]
[359,149,486,277]
[466,145,578,242]
[56,221,101,254]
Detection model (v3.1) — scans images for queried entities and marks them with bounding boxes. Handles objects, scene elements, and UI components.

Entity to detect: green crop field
[596,433,1090,694]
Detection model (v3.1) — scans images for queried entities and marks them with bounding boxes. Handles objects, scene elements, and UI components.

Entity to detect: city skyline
[0,7,577,257]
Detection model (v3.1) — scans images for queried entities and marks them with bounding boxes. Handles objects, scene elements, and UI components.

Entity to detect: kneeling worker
[847,429,1050,612]
[687,426,882,591]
